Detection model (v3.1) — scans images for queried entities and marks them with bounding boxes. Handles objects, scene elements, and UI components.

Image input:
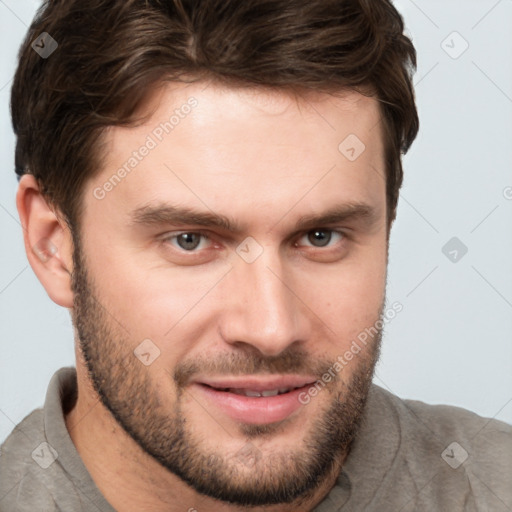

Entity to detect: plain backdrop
[1,0,511,444]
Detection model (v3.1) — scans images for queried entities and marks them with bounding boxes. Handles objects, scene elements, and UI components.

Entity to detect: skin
[17,81,389,511]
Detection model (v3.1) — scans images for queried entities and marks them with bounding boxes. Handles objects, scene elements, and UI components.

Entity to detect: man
[1,0,510,511]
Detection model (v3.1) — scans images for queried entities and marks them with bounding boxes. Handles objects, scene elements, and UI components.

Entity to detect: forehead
[87,81,386,232]
[101,79,384,158]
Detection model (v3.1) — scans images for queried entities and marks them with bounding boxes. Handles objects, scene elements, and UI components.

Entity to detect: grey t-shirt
[1,367,511,511]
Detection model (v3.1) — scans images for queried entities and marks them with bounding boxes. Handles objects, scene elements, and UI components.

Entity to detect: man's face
[71,82,388,506]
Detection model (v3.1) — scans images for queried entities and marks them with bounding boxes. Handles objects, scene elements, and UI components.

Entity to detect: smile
[210,386,302,397]
[191,376,317,425]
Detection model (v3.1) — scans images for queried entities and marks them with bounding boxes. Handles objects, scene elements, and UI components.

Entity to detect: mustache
[173,348,338,388]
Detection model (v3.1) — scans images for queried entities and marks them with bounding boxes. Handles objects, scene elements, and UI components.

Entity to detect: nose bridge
[221,247,306,355]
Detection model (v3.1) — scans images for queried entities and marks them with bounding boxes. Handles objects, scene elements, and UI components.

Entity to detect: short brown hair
[11,0,418,231]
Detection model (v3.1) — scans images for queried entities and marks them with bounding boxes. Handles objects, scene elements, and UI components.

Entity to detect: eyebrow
[129,201,380,233]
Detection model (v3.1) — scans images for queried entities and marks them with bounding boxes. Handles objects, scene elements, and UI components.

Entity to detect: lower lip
[192,384,311,425]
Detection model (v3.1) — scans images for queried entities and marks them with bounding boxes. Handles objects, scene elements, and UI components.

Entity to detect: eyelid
[159,230,215,250]
[294,228,346,248]
[159,227,347,252]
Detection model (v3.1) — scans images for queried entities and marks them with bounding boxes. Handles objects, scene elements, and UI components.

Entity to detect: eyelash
[159,229,346,253]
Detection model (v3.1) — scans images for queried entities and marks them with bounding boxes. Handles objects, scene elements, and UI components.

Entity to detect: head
[13,0,418,508]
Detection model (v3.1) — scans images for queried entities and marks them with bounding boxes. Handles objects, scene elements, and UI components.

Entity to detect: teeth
[226,388,293,397]
[243,389,263,397]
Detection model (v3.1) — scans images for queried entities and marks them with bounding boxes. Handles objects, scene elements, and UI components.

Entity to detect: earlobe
[16,174,75,308]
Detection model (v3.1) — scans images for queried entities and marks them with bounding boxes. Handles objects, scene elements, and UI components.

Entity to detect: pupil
[308,230,331,247]
[178,233,200,250]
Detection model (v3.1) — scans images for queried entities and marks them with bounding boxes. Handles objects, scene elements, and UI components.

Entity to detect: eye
[297,229,344,248]
[163,232,212,251]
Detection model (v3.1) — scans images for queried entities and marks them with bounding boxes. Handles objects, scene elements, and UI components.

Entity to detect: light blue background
[1,0,512,444]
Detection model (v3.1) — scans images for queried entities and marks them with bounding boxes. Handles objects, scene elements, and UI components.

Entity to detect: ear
[16,174,74,308]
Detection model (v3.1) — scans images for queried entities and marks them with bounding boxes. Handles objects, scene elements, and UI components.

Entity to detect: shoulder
[369,385,512,510]
[391,387,512,457]
[372,383,512,434]
[0,368,82,511]
[0,408,59,510]
[370,383,512,463]
[1,406,46,472]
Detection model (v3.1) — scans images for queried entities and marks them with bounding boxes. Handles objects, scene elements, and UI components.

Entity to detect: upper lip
[195,375,318,391]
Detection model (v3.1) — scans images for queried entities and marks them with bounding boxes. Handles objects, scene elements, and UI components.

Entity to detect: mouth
[191,376,317,425]
[203,384,306,397]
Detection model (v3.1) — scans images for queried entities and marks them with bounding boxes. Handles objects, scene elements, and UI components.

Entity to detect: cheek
[85,248,226,353]
[303,248,387,341]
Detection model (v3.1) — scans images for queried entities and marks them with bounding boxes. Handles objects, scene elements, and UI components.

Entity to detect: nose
[218,247,310,357]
